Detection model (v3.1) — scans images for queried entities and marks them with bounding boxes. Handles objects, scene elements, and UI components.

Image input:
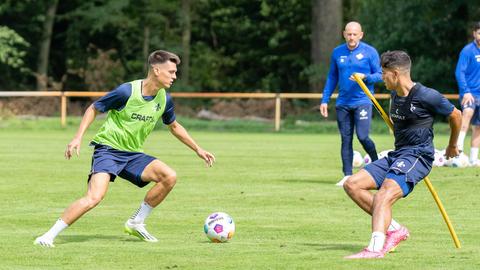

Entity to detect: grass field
[1,118,479,269]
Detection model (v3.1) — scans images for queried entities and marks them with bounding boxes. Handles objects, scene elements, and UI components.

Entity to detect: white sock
[387,219,401,232]
[367,231,386,252]
[470,147,479,163]
[458,131,466,151]
[43,219,68,240]
[129,201,153,224]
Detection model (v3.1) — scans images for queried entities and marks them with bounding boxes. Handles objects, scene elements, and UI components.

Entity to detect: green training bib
[92,80,167,152]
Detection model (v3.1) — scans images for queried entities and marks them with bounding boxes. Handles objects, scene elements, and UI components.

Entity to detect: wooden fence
[0,91,459,131]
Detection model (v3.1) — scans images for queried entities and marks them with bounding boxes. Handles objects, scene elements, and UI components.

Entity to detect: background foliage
[0,0,479,93]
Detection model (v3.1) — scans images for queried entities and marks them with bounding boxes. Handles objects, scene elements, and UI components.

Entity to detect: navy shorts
[461,97,480,126]
[88,144,156,188]
[364,149,433,197]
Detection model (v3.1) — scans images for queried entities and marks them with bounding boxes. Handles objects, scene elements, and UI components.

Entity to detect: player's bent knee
[84,195,104,209]
[374,189,398,206]
[163,171,177,188]
[343,178,358,193]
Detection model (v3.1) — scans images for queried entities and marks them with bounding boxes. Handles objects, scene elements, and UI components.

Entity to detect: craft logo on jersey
[131,113,154,122]
[340,56,347,63]
[359,109,368,120]
[395,161,406,168]
[391,108,406,120]
[356,53,364,60]
[154,103,162,111]
[476,55,480,62]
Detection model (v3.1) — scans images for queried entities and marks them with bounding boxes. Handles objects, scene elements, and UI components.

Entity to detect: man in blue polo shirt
[320,21,382,186]
[455,21,480,166]
[343,50,461,259]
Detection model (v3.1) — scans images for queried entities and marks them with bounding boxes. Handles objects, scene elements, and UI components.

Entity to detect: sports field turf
[1,119,479,269]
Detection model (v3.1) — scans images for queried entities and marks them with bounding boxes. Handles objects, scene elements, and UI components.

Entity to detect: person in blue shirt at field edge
[455,21,480,166]
[319,21,382,186]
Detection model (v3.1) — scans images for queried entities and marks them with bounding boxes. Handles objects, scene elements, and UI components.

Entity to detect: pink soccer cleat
[383,226,409,253]
[344,248,385,259]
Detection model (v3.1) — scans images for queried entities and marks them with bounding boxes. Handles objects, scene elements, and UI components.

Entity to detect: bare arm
[445,107,462,158]
[168,120,215,167]
[65,104,98,159]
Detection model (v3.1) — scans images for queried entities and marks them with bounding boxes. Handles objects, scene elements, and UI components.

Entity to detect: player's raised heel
[383,226,409,253]
[124,220,158,242]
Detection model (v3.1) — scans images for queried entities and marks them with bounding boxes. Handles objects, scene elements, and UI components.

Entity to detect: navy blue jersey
[390,83,454,152]
[93,82,176,125]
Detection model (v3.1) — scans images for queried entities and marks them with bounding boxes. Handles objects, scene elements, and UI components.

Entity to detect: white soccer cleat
[34,236,55,248]
[124,220,158,242]
[470,160,480,167]
[336,175,351,187]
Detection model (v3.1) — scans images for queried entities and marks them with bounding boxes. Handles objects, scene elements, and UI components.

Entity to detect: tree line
[0,0,479,94]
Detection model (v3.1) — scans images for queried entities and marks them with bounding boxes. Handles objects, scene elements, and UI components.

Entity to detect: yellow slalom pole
[353,74,461,249]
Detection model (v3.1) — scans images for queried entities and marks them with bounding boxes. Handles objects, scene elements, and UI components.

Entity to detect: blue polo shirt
[321,42,382,106]
[455,41,480,98]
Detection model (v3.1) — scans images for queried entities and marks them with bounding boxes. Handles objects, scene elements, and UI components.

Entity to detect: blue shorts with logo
[364,148,433,197]
[88,144,156,188]
[460,96,480,125]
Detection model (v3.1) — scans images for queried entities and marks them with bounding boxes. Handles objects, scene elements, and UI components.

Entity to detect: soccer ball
[364,154,372,165]
[204,212,235,243]
[352,151,364,168]
[444,156,454,167]
[433,149,446,167]
[451,153,469,168]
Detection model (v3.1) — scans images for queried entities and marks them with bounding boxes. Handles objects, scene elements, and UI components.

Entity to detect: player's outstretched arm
[168,120,215,167]
[445,107,462,158]
[65,104,98,160]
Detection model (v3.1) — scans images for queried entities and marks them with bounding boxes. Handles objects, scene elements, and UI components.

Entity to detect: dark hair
[474,21,480,31]
[147,50,181,66]
[380,50,411,71]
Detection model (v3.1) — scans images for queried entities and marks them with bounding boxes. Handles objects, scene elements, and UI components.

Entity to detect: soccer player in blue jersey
[455,21,480,165]
[319,22,382,186]
[343,51,461,259]
[34,50,215,247]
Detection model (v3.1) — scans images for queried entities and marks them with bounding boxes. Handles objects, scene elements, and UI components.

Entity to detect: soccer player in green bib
[35,50,215,247]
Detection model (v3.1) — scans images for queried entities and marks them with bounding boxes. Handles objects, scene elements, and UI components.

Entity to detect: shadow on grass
[278,179,338,185]
[197,240,234,244]
[58,234,144,244]
[299,242,363,252]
